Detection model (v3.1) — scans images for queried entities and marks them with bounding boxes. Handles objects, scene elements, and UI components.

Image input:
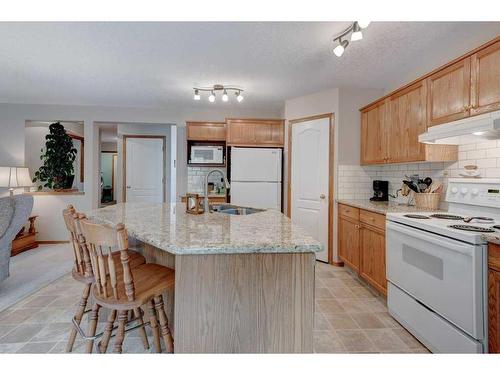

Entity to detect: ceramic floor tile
[0,324,18,339]
[364,329,408,352]
[323,313,359,330]
[313,330,346,353]
[31,322,73,343]
[20,295,60,308]
[350,313,386,329]
[327,286,357,298]
[391,328,426,350]
[0,343,24,353]
[315,298,345,314]
[361,298,388,313]
[334,298,371,314]
[336,329,377,352]
[349,286,377,298]
[0,324,44,344]
[314,313,331,331]
[315,287,334,298]
[0,308,38,324]
[16,341,58,353]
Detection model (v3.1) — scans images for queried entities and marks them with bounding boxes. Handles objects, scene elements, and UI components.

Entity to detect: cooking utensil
[403,180,419,193]
[463,216,494,223]
[424,177,432,187]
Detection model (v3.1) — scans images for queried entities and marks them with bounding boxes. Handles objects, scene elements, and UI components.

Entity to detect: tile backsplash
[187,166,228,195]
[338,140,500,203]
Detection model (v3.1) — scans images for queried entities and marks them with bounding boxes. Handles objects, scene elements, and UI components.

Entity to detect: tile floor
[0,261,428,353]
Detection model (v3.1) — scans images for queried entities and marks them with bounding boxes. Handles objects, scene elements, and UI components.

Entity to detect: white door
[125,138,164,203]
[231,147,282,182]
[231,182,281,209]
[291,117,330,262]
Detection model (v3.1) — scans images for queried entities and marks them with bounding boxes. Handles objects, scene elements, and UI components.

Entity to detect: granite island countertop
[337,199,445,215]
[87,202,322,255]
[482,232,500,245]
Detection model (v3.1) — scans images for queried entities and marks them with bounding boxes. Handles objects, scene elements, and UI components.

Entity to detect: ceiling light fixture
[193,89,201,101]
[333,38,349,57]
[332,21,371,57]
[192,84,245,103]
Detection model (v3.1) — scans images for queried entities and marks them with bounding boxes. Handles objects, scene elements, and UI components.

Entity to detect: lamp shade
[0,167,33,189]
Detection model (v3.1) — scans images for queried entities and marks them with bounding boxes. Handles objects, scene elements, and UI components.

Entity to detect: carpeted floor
[0,244,74,313]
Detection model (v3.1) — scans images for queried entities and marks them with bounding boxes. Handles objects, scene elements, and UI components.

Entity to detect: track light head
[236,91,244,102]
[208,91,216,103]
[222,89,229,102]
[333,39,349,57]
[351,22,363,41]
[193,89,201,101]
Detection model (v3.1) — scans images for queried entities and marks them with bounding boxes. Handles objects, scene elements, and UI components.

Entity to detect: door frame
[101,150,117,203]
[287,113,335,264]
[123,135,167,203]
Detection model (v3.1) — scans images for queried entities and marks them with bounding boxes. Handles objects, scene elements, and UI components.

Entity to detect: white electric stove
[386,179,500,354]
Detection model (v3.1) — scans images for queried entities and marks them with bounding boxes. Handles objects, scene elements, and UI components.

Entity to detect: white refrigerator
[230,147,282,210]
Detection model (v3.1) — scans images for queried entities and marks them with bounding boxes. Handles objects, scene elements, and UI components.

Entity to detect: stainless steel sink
[210,204,264,215]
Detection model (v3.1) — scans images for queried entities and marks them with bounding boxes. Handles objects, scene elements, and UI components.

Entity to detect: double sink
[210,204,264,216]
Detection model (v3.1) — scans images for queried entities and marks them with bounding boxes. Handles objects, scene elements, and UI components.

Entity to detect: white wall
[0,102,281,240]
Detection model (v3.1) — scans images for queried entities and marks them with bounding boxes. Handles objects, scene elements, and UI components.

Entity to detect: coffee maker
[370,180,389,201]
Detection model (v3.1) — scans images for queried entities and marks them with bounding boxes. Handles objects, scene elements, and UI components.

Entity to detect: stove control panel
[446,179,500,208]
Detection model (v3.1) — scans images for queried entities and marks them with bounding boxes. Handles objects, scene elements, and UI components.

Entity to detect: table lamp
[0,167,33,197]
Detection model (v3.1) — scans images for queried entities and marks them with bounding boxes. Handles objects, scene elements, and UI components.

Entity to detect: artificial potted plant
[33,122,77,191]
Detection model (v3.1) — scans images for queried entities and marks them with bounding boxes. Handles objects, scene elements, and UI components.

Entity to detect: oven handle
[386,221,475,256]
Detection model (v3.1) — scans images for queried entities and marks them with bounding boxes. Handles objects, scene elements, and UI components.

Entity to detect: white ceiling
[0,22,499,112]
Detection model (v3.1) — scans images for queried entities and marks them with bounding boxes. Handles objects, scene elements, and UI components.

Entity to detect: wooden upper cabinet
[226,119,284,146]
[361,101,388,164]
[426,57,471,127]
[186,121,226,141]
[386,81,427,163]
[471,40,500,116]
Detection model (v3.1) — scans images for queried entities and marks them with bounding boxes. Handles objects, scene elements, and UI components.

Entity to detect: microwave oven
[190,145,224,164]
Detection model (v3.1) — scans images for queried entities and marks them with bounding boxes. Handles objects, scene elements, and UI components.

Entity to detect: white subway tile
[467,150,487,159]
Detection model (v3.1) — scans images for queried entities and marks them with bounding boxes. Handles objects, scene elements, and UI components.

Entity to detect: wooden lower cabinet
[359,225,387,295]
[488,243,500,353]
[338,204,387,296]
[338,215,360,272]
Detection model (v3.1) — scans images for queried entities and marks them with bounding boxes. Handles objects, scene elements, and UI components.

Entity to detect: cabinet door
[187,122,226,141]
[359,225,387,295]
[387,81,427,163]
[471,40,500,116]
[254,121,284,146]
[427,58,471,127]
[338,216,360,272]
[489,269,500,353]
[227,119,284,146]
[360,101,388,165]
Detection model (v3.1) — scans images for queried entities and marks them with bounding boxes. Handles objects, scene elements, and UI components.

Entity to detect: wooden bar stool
[80,218,175,353]
[62,205,147,353]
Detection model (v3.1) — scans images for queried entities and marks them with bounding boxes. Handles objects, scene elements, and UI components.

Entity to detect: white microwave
[190,146,224,164]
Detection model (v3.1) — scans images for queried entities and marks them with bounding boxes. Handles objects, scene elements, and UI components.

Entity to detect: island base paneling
[137,242,315,353]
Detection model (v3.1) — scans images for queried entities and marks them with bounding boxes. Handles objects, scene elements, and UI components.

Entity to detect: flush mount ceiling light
[193,84,244,103]
[332,21,371,57]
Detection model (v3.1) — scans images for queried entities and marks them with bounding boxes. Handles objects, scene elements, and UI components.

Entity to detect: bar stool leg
[86,303,101,353]
[148,300,161,353]
[98,309,116,353]
[66,283,91,352]
[113,310,128,353]
[154,296,174,353]
[133,307,149,350]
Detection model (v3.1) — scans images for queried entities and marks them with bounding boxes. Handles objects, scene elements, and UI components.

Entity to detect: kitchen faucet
[204,169,230,212]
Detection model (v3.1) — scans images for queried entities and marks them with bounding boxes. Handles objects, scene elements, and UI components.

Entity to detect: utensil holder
[414,192,440,210]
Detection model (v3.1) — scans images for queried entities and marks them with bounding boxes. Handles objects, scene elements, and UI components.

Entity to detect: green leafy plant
[33,122,77,190]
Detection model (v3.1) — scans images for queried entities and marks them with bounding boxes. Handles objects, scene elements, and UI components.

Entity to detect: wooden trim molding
[122,135,167,203]
[287,113,335,264]
[37,240,70,244]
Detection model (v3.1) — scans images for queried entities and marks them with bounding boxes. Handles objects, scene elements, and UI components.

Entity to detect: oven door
[386,221,484,339]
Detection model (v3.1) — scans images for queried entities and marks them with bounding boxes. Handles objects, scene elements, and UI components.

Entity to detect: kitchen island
[88,202,321,353]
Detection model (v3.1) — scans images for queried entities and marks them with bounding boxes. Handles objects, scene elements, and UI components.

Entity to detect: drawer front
[338,204,359,220]
[360,209,385,230]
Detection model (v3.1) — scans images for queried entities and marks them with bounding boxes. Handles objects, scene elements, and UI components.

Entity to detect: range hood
[419,110,500,145]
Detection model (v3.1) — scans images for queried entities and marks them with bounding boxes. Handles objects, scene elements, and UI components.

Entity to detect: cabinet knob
[126,186,131,189]
[320,194,326,199]
[355,224,360,229]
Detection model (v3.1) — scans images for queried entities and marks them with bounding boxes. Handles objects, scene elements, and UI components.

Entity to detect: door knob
[126,185,131,189]
[320,194,326,199]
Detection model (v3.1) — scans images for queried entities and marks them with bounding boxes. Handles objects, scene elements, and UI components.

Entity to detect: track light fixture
[192,84,245,103]
[332,21,371,57]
